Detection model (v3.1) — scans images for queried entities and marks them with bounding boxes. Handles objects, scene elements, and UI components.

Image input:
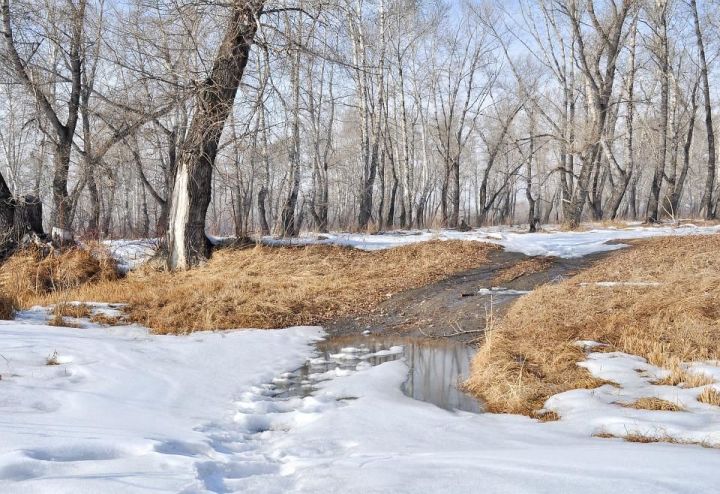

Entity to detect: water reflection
[273,336,483,413]
[401,340,482,413]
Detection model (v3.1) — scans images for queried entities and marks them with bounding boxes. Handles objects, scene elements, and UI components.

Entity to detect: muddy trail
[326,248,609,343]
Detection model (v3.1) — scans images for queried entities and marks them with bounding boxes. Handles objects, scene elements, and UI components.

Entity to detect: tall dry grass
[465,235,720,415]
[0,246,118,308]
[22,240,497,333]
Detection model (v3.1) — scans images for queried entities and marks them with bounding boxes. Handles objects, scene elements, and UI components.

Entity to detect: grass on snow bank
[465,235,720,415]
[11,240,497,334]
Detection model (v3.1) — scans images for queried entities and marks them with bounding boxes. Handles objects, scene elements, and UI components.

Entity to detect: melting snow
[1,311,719,492]
[262,223,720,258]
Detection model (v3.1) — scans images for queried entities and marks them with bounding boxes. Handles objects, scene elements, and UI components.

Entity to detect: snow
[3,308,719,492]
[0,312,322,493]
[4,223,720,492]
[104,224,720,274]
[262,223,720,258]
[477,287,531,296]
[103,239,159,273]
[233,355,720,493]
[580,281,662,287]
[545,350,720,447]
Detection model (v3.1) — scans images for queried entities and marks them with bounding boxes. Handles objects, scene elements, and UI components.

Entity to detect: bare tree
[167,0,264,270]
[691,0,716,219]
[2,0,87,241]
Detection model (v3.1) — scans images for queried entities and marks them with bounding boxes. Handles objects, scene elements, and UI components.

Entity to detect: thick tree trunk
[14,196,43,239]
[87,166,101,235]
[358,135,380,230]
[386,170,398,229]
[257,186,271,236]
[1,175,44,257]
[50,140,75,244]
[0,173,15,251]
[167,0,263,270]
[449,158,460,229]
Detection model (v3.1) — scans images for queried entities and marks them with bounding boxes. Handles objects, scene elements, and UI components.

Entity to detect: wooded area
[0,0,718,267]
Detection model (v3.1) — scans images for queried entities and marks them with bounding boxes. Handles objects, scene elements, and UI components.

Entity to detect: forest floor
[1,224,720,493]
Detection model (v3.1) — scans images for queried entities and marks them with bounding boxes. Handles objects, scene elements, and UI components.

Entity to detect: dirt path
[326,249,608,342]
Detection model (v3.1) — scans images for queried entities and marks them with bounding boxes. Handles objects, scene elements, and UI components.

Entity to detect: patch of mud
[326,250,607,341]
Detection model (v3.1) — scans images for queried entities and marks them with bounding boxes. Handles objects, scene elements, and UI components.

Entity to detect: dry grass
[47,314,81,328]
[52,302,92,319]
[90,313,124,326]
[0,246,118,307]
[0,291,15,319]
[465,235,720,415]
[593,431,719,448]
[652,367,716,387]
[531,409,560,422]
[47,303,92,327]
[619,397,685,412]
[698,387,720,407]
[21,240,497,334]
[492,257,554,285]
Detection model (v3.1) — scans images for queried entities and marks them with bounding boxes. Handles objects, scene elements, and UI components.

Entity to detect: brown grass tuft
[20,240,497,334]
[0,246,118,307]
[619,397,685,412]
[47,314,81,328]
[593,431,719,448]
[492,257,554,285]
[652,367,716,388]
[465,235,720,415]
[531,409,560,422]
[52,303,91,319]
[0,291,15,319]
[90,313,124,326]
[698,387,720,407]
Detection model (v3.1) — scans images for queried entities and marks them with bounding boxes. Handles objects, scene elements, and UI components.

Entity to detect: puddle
[271,336,483,413]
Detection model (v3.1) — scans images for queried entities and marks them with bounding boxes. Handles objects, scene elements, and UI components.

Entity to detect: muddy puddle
[270,335,483,413]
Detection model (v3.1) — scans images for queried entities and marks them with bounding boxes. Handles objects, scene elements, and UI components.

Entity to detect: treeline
[0,0,718,262]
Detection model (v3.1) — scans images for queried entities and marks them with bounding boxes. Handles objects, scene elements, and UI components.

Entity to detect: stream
[269,335,483,413]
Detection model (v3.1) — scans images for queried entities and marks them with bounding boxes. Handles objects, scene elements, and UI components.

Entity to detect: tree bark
[0,172,14,251]
[167,0,263,270]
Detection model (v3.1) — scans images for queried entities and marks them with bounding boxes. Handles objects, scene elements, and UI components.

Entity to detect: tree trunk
[0,172,15,252]
[449,157,460,229]
[280,36,302,238]
[667,81,698,216]
[647,5,669,223]
[692,0,716,219]
[87,166,101,235]
[257,186,270,236]
[167,0,263,270]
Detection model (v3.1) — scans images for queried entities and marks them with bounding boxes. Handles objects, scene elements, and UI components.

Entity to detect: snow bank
[546,351,720,446]
[264,224,720,258]
[103,224,720,274]
[239,356,720,493]
[0,315,322,493]
[2,311,719,492]
[103,239,159,273]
